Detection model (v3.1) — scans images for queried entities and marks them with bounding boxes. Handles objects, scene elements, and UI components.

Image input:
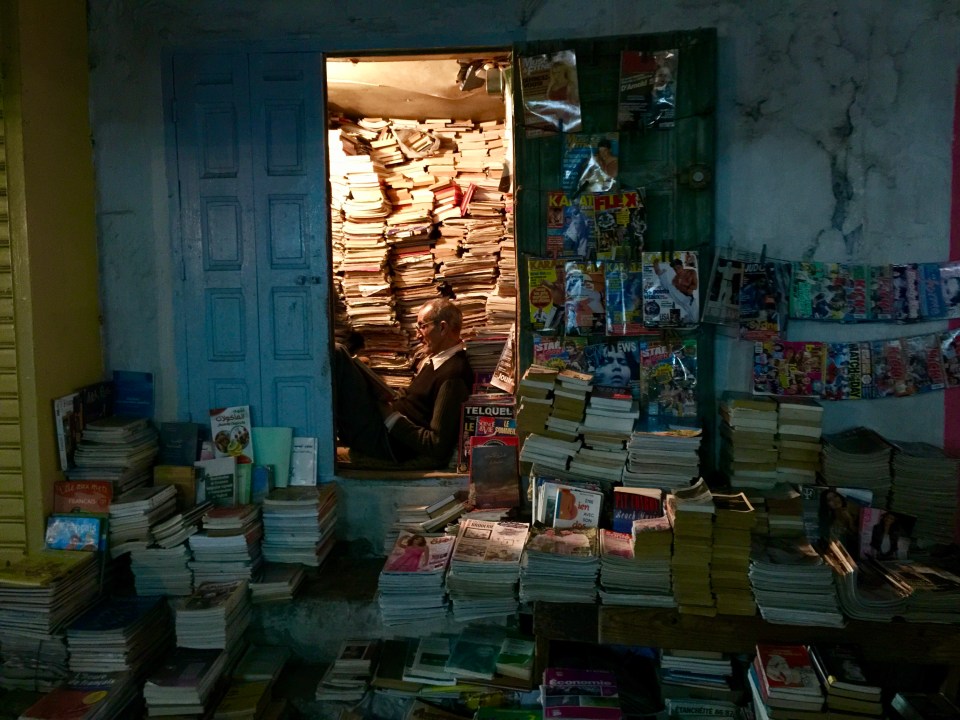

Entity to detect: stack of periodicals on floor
[107,484,178,556]
[822,539,908,621]
[130,542,194,596]
[261,484,338,567]
[188,503,264,585]
[540,666,622,720]
[622,427,701,491]
[249,562,305,604]
[315,639,377,702]
[519,527,599,604]
[821,427,893,507]
[65,415,159,495]
[384,492,467,554]
[718,392,778,490]
[174,579,251,652]
[659,649,740,714]
[774,398,823,485]
[143,646,230,718]
[378,529,456,625]
[888,440,960,547]
[711,492,757,616]
[598,528,673,607]
[810,643,884,719]
[445,519,529,622]
[19,670,140,720]
[0,552,100,692]
[666,478,716,616]
[749,536,845,627]
[748,643,825,720]
[65,594,172,675]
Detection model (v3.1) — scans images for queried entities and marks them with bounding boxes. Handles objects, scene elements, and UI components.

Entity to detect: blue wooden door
[172,52,332,471]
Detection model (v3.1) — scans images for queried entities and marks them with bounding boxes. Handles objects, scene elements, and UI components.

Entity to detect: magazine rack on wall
[512,29,718,473]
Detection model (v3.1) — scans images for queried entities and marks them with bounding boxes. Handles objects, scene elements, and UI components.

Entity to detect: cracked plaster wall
[88,0,960,452]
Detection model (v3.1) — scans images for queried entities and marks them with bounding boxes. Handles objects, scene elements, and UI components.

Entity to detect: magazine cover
[739,260,791,340]
[701,255,745,326]
[822,342,866,401]
[892,263,921,322]
[209,405,254,464]
[841,264,870,321]
[552,486,603,529]
[939,261,960,318]
[533,334,589,372]
[519,50,582,137]
[527,258,564,333]
[605,262,645,335]
[561,133,619,196]
[866,339,909,398]
[546,191,595,258]
[524,526,598,558]
[563,261,606,335]
[640,336,698,419]
[583,339,641,391]
[458,397,516,471]
[383,530,456,573]
[902,333,946,393]
[617,49,677,130]
[753,340,825,397]
[592,190,645,261]
[869,264,896,320]
[816,487,872,558]
[942,329,960,386]
[641,251,700,327]
[469,437,521,510]
[918,262,946,319]
[44,514,103,551]
[859,507,913,561]
[790,261,837,320]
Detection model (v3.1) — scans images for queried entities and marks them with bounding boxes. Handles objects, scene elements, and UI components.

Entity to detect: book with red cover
[53,480,113,515]
[754,644,822,700]
[20,672,134,720]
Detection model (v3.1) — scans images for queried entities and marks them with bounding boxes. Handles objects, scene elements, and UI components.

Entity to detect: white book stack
[174,580,251,652]
[775,397,823,485]
[623,427,702,491]
[187,504,264,585]
[130,543,194,596]
[519,526,599,604]
[261,484,338,567]
[378,530,456,626]
[107,484,178,556]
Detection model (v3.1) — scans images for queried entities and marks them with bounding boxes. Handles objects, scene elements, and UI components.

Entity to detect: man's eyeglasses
[416,319,436,331]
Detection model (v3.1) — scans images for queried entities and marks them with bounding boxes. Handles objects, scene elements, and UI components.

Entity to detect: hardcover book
[458,396,517,471]
[469,436,521,510]
[157,421,203,466]
[208,405,254,464]
[194,456,238,507]
[53,480,113,515]
[754,643,822,697]
[44,515,103,552]
[808,644,880,699]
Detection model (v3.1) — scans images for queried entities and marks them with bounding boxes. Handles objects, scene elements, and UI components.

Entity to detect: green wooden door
[512,29,718,476]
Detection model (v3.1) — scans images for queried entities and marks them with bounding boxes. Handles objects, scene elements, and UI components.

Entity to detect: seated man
[332,297,473,469]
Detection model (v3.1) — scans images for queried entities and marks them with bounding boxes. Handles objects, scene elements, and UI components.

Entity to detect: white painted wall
[87,1,959,455]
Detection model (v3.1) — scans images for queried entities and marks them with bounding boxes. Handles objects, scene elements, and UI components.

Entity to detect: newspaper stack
[174,580,251,651]
[888,440,960,548]
[519,527,599,603]
[130,543,194,596]
[143,647,229,717]
[774,398,823,485]
[64,415,159,496]
[445,519,529,622]
[188,504,264,585]
[378,530,456,626]
[261,484,338,567]
[718,392,778,491]
[711,492,757,616]
[748,536,844,627]
[623,427,702,491]
[107,484,178,557]
[315,639,377,702]
[821,427,893,507]
[666,479,716,616]
[599,528,673,607]
[65,595,172,675]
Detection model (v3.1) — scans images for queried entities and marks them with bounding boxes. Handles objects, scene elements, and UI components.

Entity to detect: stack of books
[516,365,559,436]
[0,626,69,691]
[315,639,377,702]
[148,501,213,551]
[261,484,338,567]
[130,543,194,596]
[19,671,140,720]
[888,440,960,547]
[879,557,960,623]
[445,519,529,622]
[187,504,264,585]
[519,527,599,603]
[65,595,172,675]
[580,385,638,437]
[248,563,305,604]
[666,479,716,616]
[774,398,823,485]
[810,644,883,719]
[626,516,675,607]
[540,667,622,720]
[65,415,160,496]
[749,537,844,627]
[710,492,757,616]
[519,433,582,477]
[598,529,663,606]
[384,493,467,556]
[174,580,251,652]
[748,643,825,720]
[107,483,178,556]
[143,647,230,718]
[821,427,892,507]
[659,649,740,710]
[763,483,806,538]
[718,392,778,490]
[378,530,456,625]
[547,369,593,439]
[821,539,909,622]
[622,427,702,491]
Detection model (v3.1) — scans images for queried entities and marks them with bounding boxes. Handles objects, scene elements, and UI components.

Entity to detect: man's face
[416,306,443,355]
[595,350,630,387]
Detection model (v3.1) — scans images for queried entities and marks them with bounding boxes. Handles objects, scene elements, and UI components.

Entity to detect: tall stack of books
[174,579,251,652]
[763,483,806,538]
[378,530,456,625]
[622,427,702,491]
[666,479,716,616]
[627,516,675,607]
[774,398,823,485]
[810,644,883,719]
[445,519,529,622]
[748,643,825,720]
[65,415,159,496]
[718,392,778,490]
[516,365,559,437]
[187,503,264,585]
[570,386,635,483]
[821,427,893,507]
[65,595,172,676]
[546,369,592,441]
[519,526,599,603]
[888,440,960,548]
[107,483,178,557]
[261,484,338,567]
[598,528,673,607]
[519,434,582,478]
[143,647,230,718]
[710,492,757,616]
